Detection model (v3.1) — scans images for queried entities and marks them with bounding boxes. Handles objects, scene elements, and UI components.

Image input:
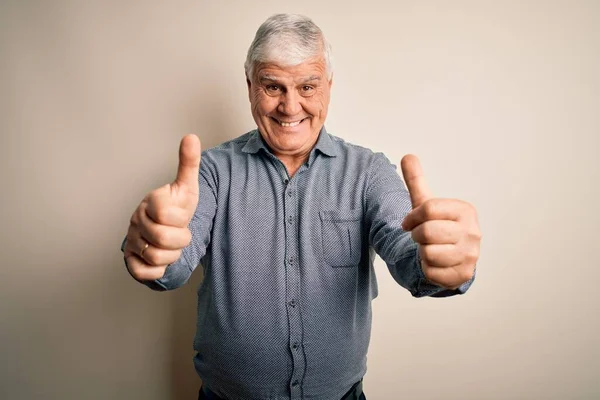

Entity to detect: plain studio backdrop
[1,1,598,399]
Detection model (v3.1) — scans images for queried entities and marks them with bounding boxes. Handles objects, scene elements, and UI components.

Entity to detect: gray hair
[244,14,333,81]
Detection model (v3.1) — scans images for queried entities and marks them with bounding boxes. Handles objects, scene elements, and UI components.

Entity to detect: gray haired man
[122,13,481,400]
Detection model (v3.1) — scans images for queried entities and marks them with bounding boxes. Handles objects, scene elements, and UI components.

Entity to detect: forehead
[255,57,328,83]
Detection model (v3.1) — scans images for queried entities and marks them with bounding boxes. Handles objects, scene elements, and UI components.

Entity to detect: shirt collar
[241,126,338,158]
[312,126,337,157]
[241,130,266,154]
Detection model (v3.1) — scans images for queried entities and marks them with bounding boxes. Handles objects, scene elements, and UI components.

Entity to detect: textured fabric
[199,380,365,400]
[122,127,474,400]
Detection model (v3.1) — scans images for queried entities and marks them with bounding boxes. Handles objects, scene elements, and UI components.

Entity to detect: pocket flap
[319,209,362,222]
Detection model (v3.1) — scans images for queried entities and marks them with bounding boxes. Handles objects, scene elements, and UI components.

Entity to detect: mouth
[270,117,309,128]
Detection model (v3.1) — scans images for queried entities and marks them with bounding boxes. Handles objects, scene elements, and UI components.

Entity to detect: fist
[400,155,481,290]
[124,134,201,282]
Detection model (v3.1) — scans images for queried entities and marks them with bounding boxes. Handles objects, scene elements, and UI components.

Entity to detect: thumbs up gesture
[400,155,481,290]
[124,134,201,282]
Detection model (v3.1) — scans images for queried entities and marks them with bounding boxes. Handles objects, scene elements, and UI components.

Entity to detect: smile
[271,117,309,127]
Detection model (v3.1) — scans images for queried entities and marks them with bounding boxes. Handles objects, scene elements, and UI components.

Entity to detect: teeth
[278,119,302,127]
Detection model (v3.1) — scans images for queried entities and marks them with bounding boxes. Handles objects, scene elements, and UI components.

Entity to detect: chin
[268,133,310,152]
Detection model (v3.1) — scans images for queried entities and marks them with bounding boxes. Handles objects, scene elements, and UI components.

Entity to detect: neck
[276,153,309,178]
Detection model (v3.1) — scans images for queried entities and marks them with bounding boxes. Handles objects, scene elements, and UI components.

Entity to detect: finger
[139,245,182,267]
[402,198,463,231]
[410,220,461,245]
[174,134,201,193]
[419,243,462,267]
[421,262,474,290]
[136,234,150,259]
[123,226,151,259]
[137,205,192,250]
[124,230,181,272]
[401,154,433,209]
[125,254,169,282]
[146,192,192,227]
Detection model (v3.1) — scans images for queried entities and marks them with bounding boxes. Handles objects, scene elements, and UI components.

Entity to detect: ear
[328,73,334,89]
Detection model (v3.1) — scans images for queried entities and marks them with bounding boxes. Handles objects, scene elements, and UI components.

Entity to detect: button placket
[283,177,305,398]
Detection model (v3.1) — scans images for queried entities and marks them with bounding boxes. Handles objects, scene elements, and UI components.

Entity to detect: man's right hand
[124,134,201,282]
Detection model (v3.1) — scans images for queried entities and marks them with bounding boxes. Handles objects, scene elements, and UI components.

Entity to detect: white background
[1,1,598,399]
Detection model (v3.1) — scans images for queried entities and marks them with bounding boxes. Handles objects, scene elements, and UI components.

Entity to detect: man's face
[247,56,332,159]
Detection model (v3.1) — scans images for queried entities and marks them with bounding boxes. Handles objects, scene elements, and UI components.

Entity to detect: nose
[277,90,302,116]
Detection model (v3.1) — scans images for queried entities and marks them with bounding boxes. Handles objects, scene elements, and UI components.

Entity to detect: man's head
[245,14,333,160]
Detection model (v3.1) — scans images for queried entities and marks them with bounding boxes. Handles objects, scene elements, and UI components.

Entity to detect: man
[122,14,480,400]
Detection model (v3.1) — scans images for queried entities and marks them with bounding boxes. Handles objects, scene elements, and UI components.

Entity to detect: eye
[300,85,315,96]
[266,84,281,93]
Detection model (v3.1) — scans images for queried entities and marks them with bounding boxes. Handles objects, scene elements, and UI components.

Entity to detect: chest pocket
[319,209,363,267]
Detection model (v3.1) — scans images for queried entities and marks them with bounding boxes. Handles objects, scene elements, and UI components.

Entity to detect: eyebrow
[259,75,321,84]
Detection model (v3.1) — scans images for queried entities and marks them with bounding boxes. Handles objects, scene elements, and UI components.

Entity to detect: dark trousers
[198,379,366,400]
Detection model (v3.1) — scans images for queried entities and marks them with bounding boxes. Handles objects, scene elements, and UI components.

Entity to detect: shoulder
[197,130,256,186]
[201,131,254,158]
[199,130,256,168]
[327,132,395,171]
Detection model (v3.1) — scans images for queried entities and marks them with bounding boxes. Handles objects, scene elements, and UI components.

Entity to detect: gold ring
[140,241,149,258]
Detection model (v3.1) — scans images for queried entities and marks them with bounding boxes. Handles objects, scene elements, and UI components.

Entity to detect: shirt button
[287,190,293,197]
[287,216,293,224]
[288,256,294,264]
[284,178,289,184]
[288,299,296,308]
[292,342,299,350]
[292,380,299,386]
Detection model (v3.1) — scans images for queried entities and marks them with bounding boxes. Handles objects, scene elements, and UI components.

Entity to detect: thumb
[401,154,433,208]
[174,134,201,193]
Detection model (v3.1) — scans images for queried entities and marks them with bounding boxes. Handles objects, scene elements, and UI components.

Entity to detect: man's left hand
[400,154,481,290]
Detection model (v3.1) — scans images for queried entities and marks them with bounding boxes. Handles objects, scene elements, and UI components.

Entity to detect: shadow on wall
[170,268,206,399]
[168,92,239,400]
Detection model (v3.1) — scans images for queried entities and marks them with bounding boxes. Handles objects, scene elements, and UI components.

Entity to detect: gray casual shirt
[122,127,473,400]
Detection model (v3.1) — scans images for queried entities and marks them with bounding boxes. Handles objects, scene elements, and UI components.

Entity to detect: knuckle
[153,205,170,225]
[132,202,148,225]
[466,247,480,263]
[466,226,481,241]
[123,242,133,256]
[144,250,160,266]
[421,222,433,240]
[145,196,159,215]
[130,210,140,226]
[422,200,435,218]
[153,227,169,247]
[127,258,143,278]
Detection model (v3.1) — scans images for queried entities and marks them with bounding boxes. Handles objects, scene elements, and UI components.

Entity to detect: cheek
[307,97,328,119]
[252,94,277,114]
[310,90,329,117]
